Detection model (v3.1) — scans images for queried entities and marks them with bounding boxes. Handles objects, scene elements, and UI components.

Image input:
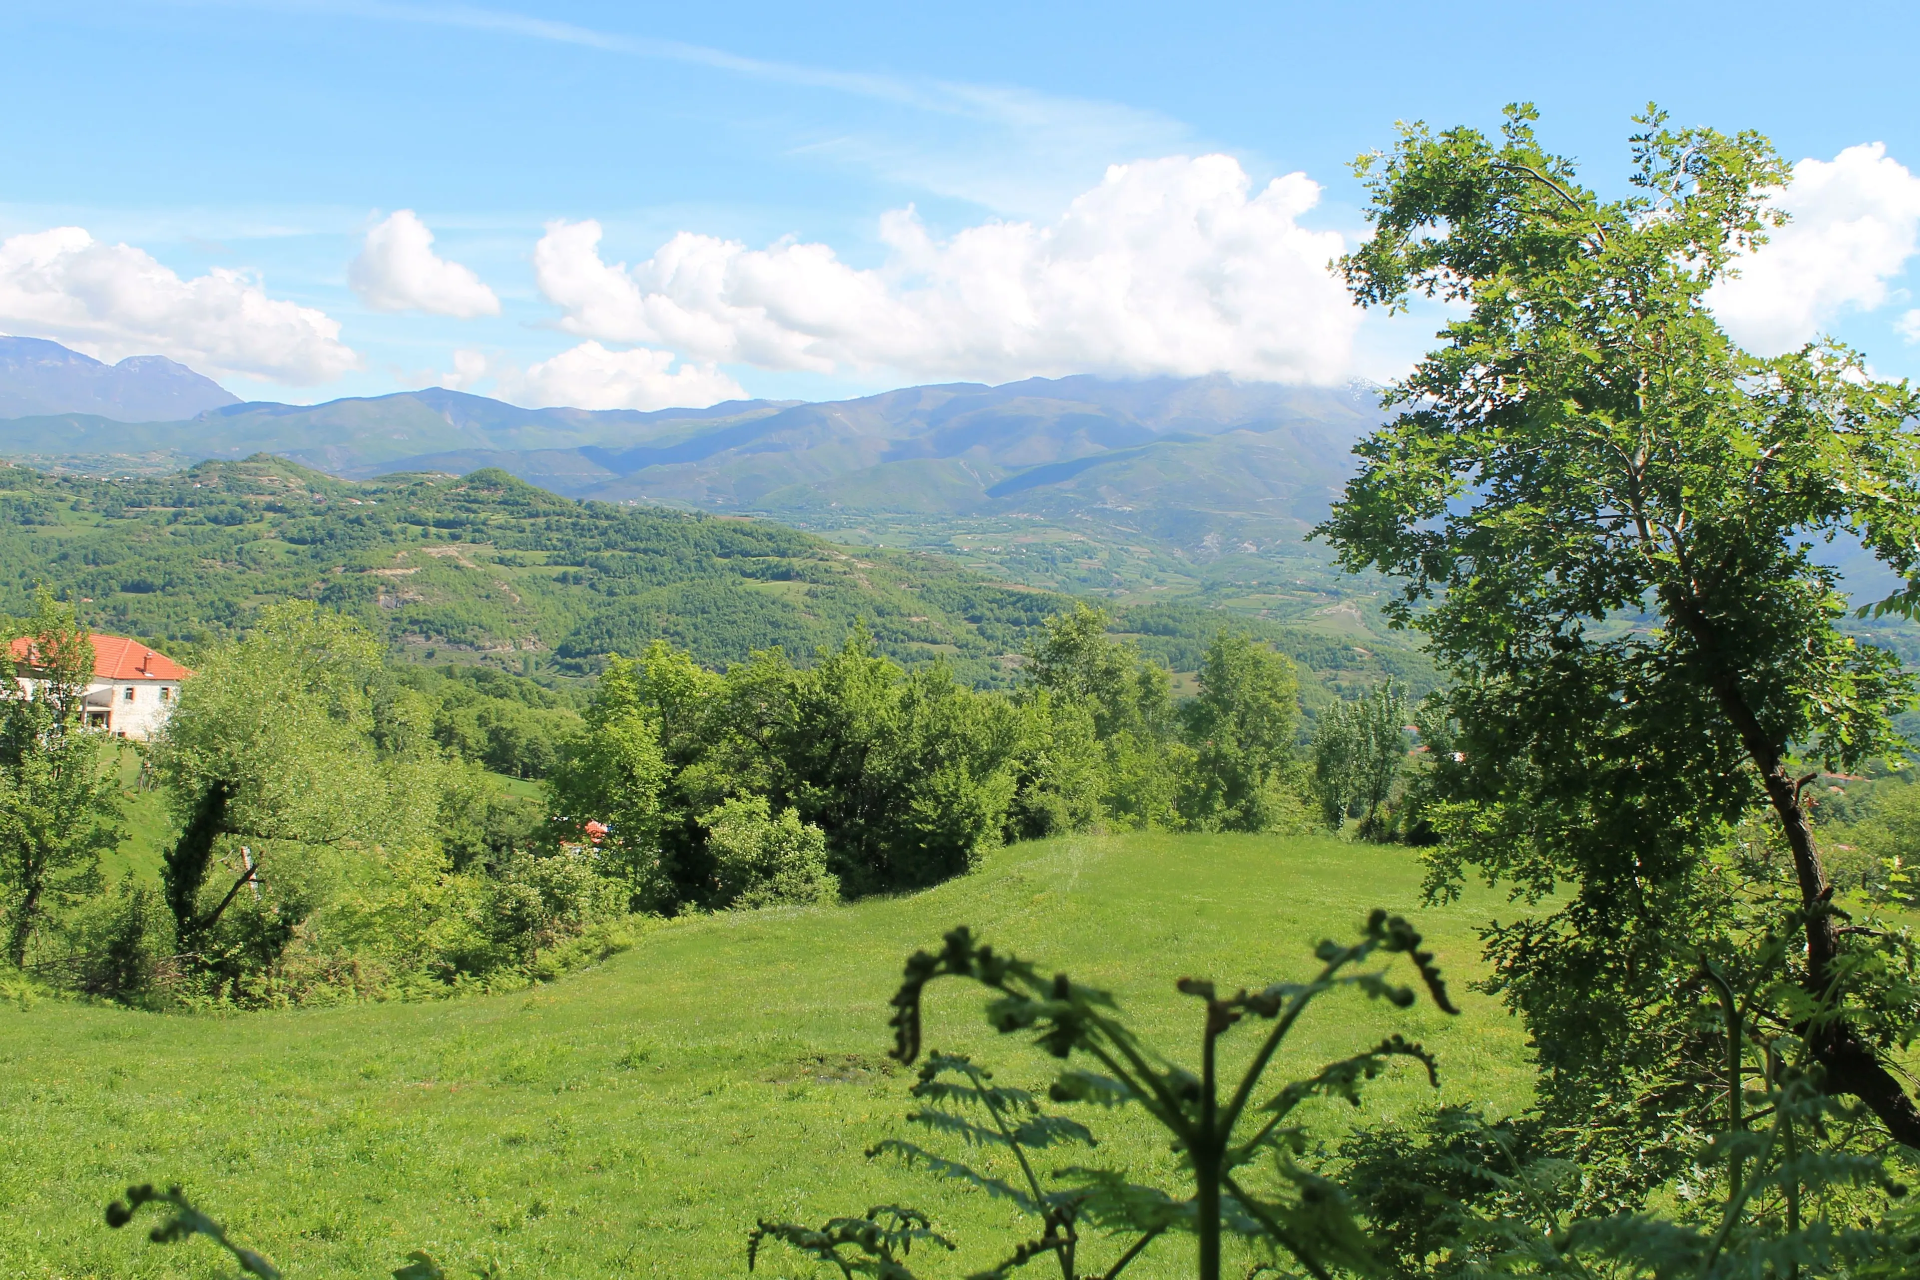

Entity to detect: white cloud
[349,210,500,317]
[1708,143,1920,355]
[440,348,491,391]
[0,226,357,384]
[1898,310,1920,343]
[464,341,744,411]
[532,154,1360,385]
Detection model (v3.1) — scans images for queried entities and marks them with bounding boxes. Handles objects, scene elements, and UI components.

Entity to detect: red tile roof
[9,633,191,680]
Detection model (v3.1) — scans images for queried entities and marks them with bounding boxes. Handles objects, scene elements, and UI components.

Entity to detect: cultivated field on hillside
[0,831,1531,1279]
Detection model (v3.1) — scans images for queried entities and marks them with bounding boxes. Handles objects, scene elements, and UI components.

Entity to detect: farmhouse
[8,633,191,740]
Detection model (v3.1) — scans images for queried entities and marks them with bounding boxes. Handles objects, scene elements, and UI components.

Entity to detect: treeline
[1,597,1405,1007]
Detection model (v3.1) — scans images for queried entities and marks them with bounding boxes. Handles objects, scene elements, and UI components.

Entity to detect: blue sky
[3,0,1918,407]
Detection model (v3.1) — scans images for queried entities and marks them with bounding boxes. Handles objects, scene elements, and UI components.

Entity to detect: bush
[56,875,174,1001]
[1831,778,1920,904]
[1002,690,1104,840]
[487,847,620,964]
[702,796,838,908]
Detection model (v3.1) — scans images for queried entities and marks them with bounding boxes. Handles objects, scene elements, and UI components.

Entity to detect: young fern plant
[869,1051,1143,1280]
[747,1204,954,1279]
[756,909,1458,1280]
[103,1184,446,1279]
[105,1185,282,1279]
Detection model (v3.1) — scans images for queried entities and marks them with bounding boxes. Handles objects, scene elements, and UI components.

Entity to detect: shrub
[702,795,837,909]
[487,847,619,964]
[54,874,174,1001]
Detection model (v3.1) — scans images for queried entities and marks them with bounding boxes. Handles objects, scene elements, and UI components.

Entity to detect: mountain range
[0,341,1383,533]
[0,336,239,421]
[0,337,1906,655]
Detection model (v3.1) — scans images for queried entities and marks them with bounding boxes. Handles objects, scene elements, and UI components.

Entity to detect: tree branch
[193,858,263,938]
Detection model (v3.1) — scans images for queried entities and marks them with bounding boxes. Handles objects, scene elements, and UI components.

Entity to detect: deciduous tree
[1320,105,1920,1167]
[0,592,122,967]
[1179,632,1303,832]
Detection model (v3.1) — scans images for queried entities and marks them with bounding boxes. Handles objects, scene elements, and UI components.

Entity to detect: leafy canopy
[0,590,122,967]
[1320,104,1920,1158]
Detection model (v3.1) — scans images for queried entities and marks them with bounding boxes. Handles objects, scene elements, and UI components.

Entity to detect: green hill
[0,455,1060,686]
[0,830,1531,1279]
[0,454,1438,704]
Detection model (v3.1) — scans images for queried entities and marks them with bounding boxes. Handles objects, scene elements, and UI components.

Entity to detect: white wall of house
[82,676,180,740]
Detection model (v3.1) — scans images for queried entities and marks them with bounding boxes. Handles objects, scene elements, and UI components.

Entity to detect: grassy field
[0,831,1535,1279]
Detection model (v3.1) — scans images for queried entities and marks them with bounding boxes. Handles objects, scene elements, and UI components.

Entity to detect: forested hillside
[0,454,1434,701]
[0,455,1060,686]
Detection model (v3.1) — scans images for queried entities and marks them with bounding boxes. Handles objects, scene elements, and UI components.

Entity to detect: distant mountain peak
[0,336,238,422]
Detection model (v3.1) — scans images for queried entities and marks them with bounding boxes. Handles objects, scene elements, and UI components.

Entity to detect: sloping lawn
[0,831,1533,1279]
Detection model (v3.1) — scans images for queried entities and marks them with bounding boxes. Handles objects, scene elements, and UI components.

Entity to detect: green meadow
[0,831,1532,1279]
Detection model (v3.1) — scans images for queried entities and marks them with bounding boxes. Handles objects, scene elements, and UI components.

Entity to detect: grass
[0,830,1535,1279]
[99,746,169,887]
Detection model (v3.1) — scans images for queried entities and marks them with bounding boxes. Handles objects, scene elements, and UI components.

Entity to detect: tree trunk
[1677,600,1920,1147]
[9,877,42,968]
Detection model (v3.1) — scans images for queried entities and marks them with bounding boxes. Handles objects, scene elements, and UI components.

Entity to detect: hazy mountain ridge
[0,351,1384,529]
[0,336,239,421]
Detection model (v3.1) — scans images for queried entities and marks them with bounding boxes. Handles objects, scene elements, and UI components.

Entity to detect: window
[124,687,135,701]
[159,686,172,702]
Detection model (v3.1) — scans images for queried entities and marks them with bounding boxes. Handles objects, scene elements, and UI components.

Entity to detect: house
[8,633,192,739]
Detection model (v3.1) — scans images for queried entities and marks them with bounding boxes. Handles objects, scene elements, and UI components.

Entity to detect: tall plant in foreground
[754,912,1458,1280]
[1319,103,1920,1175]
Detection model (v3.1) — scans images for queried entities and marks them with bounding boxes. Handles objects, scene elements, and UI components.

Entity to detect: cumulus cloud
[0,226,357,384]
[1899,310,1920,343]
[532,155,1360,384]
[349,210,500,317]
[453,342,744,411]
[1708,143,1920,354]
[439,348,492,392]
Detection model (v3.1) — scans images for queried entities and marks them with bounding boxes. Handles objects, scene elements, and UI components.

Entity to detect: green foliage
[748,1205,953,1278]
[481,848,621,969]
[1340,1016,1920,1280]
[1115,602,1439,704]
[1026,603,1157,742]
[0,590,122,967]
[859,1051,1163,1280]
[433,760,542,872]
[702,795,837,909]
[1310,680,1409,837]
[1020,607,1335,835]
[56,873,173,999]
[772,634,1019,895]
[1178,631,1308,833]
[54,604,628,1003]
[0,457,1065,688]
[147,603,450,989]
[586,630,1027,906]
[1024,604,1184,830]
[1322,102,1920,1173]
[1828,777,1920,903]
[545,654,672,910]
[1000,689,1104,841]
[400,663,581,779]
[874,912,1457,1280]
